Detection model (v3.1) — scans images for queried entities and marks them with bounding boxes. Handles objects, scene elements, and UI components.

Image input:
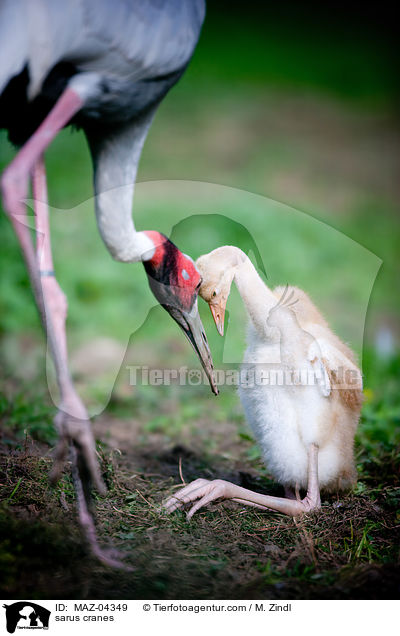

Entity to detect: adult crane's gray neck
[86,109,156,263]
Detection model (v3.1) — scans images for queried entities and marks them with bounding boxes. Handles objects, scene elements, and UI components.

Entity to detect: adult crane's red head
[143,231,218,395]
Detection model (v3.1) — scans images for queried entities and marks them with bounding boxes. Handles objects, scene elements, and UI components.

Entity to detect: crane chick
[165,246,363,518]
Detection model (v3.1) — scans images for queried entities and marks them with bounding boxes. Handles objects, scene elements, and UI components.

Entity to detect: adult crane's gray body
[0,0,205,136]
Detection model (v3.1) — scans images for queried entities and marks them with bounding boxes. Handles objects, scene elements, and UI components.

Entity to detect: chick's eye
[212,291,217,298]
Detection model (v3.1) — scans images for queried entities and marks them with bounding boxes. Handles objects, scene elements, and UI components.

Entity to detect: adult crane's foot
[69,446,130,571]
[50,409,106,496]
[52,414,133,570]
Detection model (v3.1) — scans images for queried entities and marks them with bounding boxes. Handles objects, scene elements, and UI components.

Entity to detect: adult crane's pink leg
[165,444,321,518]
[31,159,127,567]
[1,87,104,488]
[1,88,83,217]
[1,87,130,567]
[31,157,104,491]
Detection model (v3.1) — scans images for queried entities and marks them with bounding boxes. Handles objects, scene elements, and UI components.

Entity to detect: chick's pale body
[198,247,361,493]
[239,323,356,490]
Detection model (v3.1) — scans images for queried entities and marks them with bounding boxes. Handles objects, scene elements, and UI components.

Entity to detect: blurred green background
[0,3,399,444]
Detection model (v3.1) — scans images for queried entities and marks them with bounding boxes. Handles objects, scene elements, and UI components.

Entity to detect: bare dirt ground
[1,393,399,600]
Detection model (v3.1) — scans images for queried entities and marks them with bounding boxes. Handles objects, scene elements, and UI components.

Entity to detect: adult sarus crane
[0,0,216,563]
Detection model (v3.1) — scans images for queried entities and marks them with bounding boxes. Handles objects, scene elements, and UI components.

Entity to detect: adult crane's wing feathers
[0,1,28,95]
[80,0,205,78]
[0,0,205,102]
[0,0,96,100]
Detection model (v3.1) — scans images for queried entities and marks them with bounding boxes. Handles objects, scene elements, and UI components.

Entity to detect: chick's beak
[209,300,226,337]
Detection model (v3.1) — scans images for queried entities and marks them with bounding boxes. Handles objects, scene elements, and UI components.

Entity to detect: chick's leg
[165,444,321,519]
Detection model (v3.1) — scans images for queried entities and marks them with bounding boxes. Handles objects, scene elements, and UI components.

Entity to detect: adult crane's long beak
[166,299,219,395]
[209,299,227,337]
